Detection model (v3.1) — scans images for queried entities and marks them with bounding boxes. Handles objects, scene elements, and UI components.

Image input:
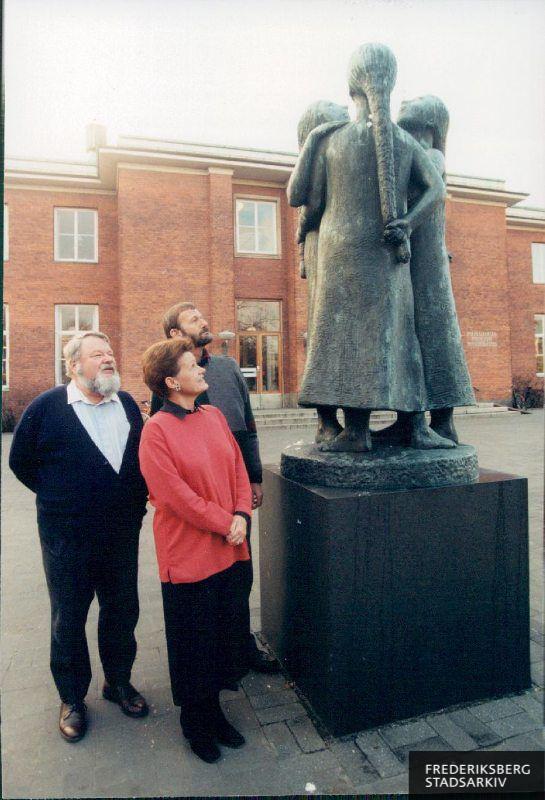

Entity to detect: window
[54,208,98,262]
[3,205,8,261]
[535,315,544,377]
[2,305,9,389]
[532,243,545,284]
[235,198,279,256]
[55,305,99,384]
[236,299,281,332]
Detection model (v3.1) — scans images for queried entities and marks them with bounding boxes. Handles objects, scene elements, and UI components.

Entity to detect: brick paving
[1,410,543,797]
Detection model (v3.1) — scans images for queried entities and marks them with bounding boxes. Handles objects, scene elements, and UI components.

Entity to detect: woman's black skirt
[161,559,249,706]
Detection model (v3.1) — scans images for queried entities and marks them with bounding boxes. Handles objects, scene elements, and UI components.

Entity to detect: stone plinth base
[260,467,530,736]
[281,442,479,491]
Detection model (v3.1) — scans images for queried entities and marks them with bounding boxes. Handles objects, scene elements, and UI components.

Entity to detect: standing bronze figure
[288,100,350,442]
[397,95,475,441]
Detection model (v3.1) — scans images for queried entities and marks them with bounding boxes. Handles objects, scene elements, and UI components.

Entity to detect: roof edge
[4,141,534,205]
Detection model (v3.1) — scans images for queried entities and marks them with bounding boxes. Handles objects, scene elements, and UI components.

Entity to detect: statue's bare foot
[411,426,456,450]
[318,429,372,453]
[315,421,343,444]
[430,420,459,444]
[430,409,459,444]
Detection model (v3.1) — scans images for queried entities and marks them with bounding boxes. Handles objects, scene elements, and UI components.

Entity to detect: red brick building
[3,129,545,417]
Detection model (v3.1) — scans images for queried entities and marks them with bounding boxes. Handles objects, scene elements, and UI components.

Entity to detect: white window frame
[535,314,545,377]
[54,208,98,263]
[234,196,280,258]
[2,305,9,390]
[54,304,99,385]
[3,204,8,262]
[531,243,545,284]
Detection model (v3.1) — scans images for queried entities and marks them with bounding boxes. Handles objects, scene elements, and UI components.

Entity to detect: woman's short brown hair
[142,337,194,398]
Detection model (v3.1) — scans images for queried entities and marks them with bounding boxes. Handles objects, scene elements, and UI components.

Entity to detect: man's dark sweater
[10,385,148,518]
[150,352,262,484]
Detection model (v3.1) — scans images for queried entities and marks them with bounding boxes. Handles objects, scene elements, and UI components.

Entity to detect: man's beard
[193,330,214,347]
[77,366,121,398]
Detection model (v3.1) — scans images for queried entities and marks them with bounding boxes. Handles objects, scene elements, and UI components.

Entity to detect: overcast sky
[5,0,545,206]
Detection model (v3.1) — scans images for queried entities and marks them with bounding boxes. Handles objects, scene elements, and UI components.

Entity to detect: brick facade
[3,189,119,414]
[506,225,545,383]
[3,140,544,417]
[445,199,513,402]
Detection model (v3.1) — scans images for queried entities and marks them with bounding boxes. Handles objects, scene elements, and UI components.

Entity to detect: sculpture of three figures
[288,43,475,453]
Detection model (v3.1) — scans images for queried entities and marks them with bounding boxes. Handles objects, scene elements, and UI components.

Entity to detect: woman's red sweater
[139,404,252,583]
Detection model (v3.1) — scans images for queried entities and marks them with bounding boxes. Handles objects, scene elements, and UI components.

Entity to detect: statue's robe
[296,121,429,412]
[409,149,475,408]
[288,120,348,367]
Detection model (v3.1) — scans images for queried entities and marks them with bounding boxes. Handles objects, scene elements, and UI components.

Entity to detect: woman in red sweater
[139,337,253,764]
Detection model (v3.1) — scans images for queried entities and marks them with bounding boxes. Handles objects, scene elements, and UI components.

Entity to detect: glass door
[236,300,282,396]
[261,334,280,392]
[239,335,258,391]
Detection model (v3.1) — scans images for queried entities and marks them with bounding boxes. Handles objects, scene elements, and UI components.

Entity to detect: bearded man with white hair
[9,331,149,743]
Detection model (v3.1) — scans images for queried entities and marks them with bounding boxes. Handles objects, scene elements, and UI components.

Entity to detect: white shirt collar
[67,379,120,406]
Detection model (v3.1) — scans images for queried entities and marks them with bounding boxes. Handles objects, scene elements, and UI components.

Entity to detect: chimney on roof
[86,122,107,152]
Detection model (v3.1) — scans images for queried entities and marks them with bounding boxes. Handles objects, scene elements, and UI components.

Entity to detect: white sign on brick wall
[466,331,498,348]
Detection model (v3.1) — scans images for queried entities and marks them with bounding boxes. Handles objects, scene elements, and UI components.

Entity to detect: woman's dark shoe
[221,682,240,692]
[210,697,246,748]
[249,649,281,674]
[59,701,87,742]
[102,681,149,718]
[189,735,221,763]
[215,717,246,748]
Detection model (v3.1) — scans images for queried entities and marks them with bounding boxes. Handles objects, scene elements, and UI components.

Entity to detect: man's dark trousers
[39,511,142,705]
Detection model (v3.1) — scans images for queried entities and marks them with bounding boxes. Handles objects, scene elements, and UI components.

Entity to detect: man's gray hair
[63,331,111,376]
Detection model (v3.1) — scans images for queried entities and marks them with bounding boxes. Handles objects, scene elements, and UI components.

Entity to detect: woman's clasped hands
[226,514,247,546]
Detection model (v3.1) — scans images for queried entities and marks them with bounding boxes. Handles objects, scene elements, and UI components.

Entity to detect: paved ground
[1,410,543,797]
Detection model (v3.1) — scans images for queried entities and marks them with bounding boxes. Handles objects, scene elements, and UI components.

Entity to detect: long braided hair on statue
[348,43,409,263]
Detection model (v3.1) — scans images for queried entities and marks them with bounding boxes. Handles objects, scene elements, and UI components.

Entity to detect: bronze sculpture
[288,43,455,452]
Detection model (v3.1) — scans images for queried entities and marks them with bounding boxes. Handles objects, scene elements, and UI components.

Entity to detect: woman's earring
[173,382,181,391]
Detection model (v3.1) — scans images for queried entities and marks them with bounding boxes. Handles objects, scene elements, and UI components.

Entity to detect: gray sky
[5,0,545,206]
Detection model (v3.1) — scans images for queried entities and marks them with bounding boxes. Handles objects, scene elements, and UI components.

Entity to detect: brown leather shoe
[59,702,87,742]
[102,682,149,718]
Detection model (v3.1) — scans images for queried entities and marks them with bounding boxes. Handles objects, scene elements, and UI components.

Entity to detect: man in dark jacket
[151,302,279,674]
[9,332,149,742]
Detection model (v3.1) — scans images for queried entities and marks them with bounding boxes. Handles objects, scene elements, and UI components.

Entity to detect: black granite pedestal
[259,467,531,736]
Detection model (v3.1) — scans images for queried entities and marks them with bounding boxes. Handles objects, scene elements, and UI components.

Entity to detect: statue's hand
[383,218,412,245]
[383,220,411,264]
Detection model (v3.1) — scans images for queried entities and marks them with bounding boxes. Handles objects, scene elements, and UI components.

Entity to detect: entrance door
[236,300,282,408]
